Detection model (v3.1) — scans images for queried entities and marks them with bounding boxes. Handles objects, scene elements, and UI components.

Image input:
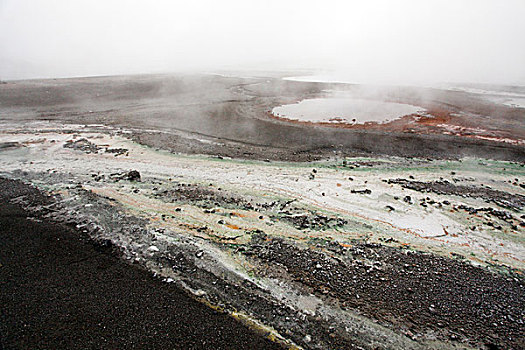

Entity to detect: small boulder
[127,170,141,182]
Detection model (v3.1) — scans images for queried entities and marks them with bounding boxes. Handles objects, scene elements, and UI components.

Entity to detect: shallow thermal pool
[272,98,423,124]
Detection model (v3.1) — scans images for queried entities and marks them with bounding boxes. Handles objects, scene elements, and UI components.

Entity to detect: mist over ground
[1,3,525,350]
[1,0,525,85]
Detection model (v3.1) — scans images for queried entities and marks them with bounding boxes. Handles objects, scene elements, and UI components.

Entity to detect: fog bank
[1,0,524,85]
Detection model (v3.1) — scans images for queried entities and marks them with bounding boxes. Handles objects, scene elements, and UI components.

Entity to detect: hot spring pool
[272,98,424,124]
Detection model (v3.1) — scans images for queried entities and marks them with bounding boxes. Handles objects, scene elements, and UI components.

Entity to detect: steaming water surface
[272,98,423,124]
[285,76,525,110]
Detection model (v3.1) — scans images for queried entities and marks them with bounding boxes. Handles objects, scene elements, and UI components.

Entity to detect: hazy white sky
[1,0,524,84]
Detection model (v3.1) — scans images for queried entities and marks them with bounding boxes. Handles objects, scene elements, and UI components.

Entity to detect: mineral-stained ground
[0,73,524,349]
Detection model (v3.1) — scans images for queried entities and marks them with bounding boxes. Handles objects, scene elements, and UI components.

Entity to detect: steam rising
[1,0,524,84]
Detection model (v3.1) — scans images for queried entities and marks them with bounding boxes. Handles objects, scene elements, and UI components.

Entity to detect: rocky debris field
[245,234,525,349]
[153,182,350,232]
[276,211,348,231]
[4,173,524,350]
[64,137,129,157]
[0,121,524,349]
[387,178,525,211]
[63,138,100,153]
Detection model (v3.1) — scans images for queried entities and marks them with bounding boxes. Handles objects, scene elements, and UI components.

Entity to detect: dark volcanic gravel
[246,234,525,350]
[0,178,283,350]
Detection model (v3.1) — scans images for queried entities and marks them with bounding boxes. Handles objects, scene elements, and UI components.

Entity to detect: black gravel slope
[0,179,283,350]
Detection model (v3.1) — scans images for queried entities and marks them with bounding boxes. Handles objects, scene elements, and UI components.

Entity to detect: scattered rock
[147,245,160,252]
[0,142,23,150]
[105,147,128,156]
[351,189,371,195]
[63,138,100,154]
[126,170,141,182]
[388,178,525,210]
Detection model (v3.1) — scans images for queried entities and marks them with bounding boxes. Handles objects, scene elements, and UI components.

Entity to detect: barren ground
[0,74,524,349]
